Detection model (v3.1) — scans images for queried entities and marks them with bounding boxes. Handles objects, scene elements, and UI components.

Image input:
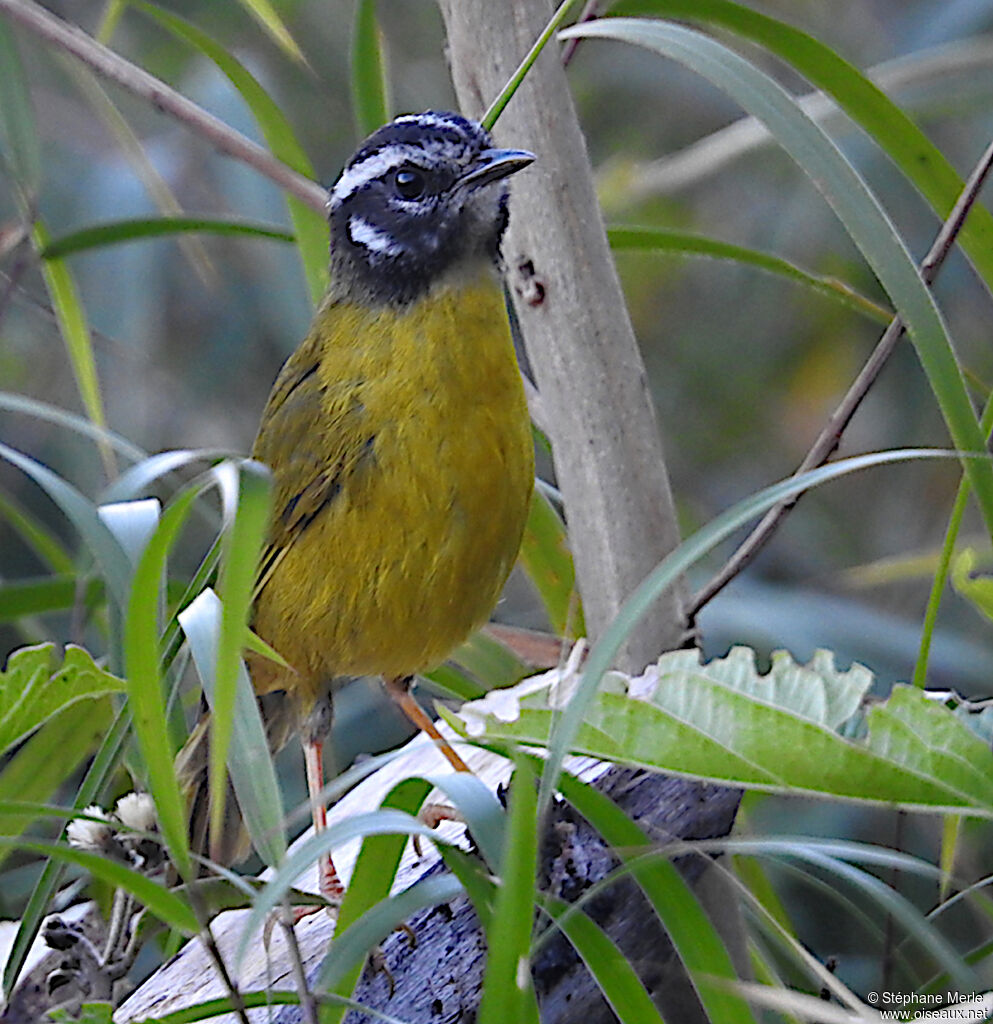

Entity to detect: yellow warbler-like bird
[185,112,535,897]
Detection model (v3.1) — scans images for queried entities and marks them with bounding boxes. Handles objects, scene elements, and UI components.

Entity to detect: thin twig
[690,133,993,620]
[561,0,598,68]
[0,0,327,214]
[279,909,319,1024]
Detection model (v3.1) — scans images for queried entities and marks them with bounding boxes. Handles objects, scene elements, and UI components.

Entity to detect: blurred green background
[3,0,993,997]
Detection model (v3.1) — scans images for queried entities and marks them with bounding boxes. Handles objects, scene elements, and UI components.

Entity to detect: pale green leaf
[0,643,124,756]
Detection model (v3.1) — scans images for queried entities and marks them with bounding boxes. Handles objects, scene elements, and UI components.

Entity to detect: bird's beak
[458,147,536,189]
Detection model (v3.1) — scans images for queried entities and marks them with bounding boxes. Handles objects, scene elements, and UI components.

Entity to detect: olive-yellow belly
[250,268,534,703]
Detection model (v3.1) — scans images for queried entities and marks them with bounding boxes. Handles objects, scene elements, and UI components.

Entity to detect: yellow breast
[250,267,534,699]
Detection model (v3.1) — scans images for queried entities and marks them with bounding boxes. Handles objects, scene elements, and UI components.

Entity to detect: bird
[180,111,535,901]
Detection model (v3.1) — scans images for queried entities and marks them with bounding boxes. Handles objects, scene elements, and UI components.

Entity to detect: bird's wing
[251,340,374,599]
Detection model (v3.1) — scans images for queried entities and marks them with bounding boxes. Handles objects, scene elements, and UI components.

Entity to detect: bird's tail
[175,692,298,869]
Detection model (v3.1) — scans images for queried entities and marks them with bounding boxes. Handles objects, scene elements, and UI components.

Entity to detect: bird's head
[326,111,534,306]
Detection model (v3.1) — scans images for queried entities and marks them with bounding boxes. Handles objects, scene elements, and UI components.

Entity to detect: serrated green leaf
[136,2,328,305]
[461,645,993,816]
[608,225,891,324]
[0,697,111,865]
[0,643,124,755]
[40,216,294,259]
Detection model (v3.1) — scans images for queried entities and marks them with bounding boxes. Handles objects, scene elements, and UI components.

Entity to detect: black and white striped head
[326,112,534,306]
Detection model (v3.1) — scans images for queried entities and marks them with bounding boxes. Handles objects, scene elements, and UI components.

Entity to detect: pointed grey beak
[459,147,536,189]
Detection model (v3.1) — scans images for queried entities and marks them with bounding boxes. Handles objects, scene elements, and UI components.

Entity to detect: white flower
[114,792,157,833]
[67,805,114,853]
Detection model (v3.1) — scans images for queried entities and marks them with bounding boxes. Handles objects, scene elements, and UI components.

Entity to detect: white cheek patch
[347,215,404,258]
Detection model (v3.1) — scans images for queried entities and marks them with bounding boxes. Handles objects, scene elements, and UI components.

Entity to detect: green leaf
[235,808,444,967]
[124,490,206,879]
[40,216,294,259]
[0,697,112,864]
[31,221,115,481]
[951,548,993,621]
[0,391,147,466]
[179,588,286,867]
[608,225,891,325]
[483,0,583,131]
[0,488,75,574]
[0,836,199,934]
[541,894,665,1024]
[478,759,540,1024]
[2,707,132,997]
[461,645,993,815]
[136,2,328,305]
[518,487,584,637]
[0,575,103,623]
[351,0,389,137]
[0,643,124,756]
[236,0,307,65]
[559,772,757,1024]
[559,20,993,537]
[0,17,41,198]
[317,776,431,1016]
[611,0,993,294]
[0,442,131,611]
[206,460,272,857]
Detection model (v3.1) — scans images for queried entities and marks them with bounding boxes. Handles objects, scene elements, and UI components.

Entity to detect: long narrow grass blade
[351,0,389,137]
[41,216,294,258]
[0,391,147,464]
[31,220,116,480]
[518,487,584,637]
[482,0,582,131]
[124,489,208,880]
[136,2,328,304]
[535,448,952,819]
[0,836,199,934]
[316,776,431,1021]
[0,441,130,608]
[559,21,993,533]
[608,226,891,324]
[179,589,286,867]
[2,705,130,996]
[614,0,993,293]
[0,17,41,199]
[541,893,666,1024]
[559,772,756,1024]
[478,759,540,1024]
[205,461,271,859]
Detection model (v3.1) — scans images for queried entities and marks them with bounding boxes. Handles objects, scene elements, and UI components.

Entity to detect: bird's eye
[394,167,426,200]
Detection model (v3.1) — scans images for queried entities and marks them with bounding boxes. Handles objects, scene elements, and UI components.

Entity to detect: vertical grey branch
[438,0,687,672]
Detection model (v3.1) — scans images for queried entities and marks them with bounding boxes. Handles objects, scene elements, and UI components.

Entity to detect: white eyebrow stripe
[347,215,404,257]
[395,113,460,131]
[329,146,423,207]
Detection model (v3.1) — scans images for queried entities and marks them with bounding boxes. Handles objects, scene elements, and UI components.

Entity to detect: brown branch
[0,0,327,214]
[690,132,993,620]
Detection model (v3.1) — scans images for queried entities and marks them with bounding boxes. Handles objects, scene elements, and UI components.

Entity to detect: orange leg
[384,676,470,773]
[303,737,344,907]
